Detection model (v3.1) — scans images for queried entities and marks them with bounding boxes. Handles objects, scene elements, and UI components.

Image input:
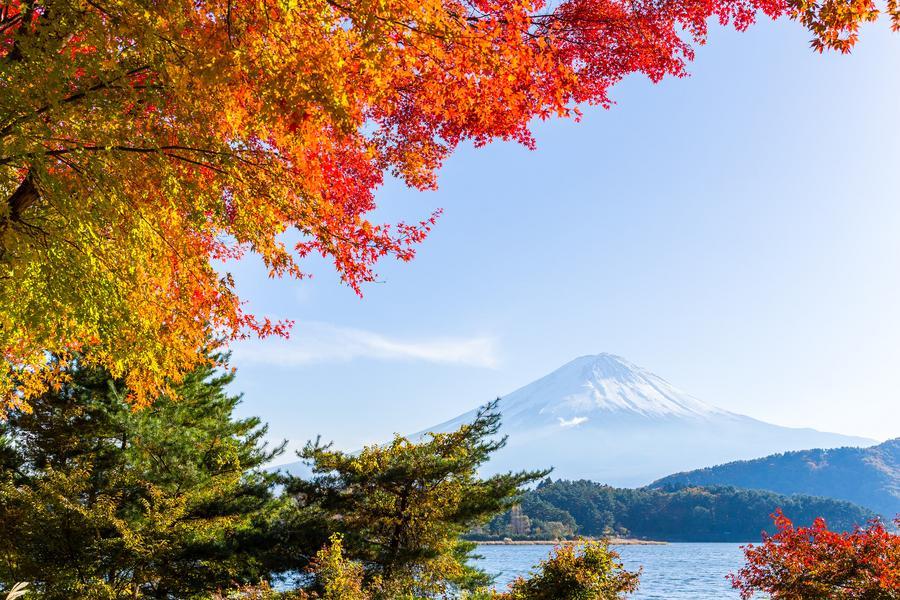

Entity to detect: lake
[473,543,754,599]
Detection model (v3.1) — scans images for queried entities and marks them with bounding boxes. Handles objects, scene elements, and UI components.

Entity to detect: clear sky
[227,16,900,461]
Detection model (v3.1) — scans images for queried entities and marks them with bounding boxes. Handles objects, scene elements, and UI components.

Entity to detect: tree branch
[5,169,39,223]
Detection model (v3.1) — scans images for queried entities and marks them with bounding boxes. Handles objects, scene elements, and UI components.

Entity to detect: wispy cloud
[558,416,589,428]
[232,321,499,368]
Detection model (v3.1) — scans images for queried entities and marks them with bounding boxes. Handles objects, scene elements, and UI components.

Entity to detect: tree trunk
[5,170,39,222]
[0,169,41,259]
[384,486,412,581]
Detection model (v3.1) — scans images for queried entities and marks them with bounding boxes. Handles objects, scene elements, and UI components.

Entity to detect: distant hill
[651,439,900,518]
[471,479,878,543]
[416,354,875,486]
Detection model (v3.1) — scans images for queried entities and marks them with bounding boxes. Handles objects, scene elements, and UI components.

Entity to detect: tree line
[474,479,877,543]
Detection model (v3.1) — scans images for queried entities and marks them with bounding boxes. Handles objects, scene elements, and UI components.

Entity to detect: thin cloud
[232,321,499,368]
[558,416,589,428]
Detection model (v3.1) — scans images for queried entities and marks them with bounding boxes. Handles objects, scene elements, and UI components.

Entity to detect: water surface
[473,543,753,599]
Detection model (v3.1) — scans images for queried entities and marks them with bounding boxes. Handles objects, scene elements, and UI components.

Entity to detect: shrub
[307,535,369,600]
[500,541,640,600]
[729,510,900,599]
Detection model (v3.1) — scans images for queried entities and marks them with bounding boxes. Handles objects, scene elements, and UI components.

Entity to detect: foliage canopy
[0,0,894,409]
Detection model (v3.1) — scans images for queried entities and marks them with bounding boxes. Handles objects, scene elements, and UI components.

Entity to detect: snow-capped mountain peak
[417,353,875,487]
[506,353,727,422]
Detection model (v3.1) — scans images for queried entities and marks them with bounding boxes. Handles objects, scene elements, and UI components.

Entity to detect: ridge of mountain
[651,438,900,517]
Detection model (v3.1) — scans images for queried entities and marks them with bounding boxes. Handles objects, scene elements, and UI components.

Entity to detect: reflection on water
[473,543,758,599]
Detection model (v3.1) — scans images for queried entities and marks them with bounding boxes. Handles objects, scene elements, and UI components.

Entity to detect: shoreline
[474,538,667,546]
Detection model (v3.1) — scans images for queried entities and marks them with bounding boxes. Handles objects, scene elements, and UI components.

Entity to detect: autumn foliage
[730,510,900,599]
[502,541,641,599]
[0,0,897,410]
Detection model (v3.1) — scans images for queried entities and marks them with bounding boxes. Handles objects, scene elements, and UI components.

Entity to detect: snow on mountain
[416,354,877,487]
[428,354,729,431]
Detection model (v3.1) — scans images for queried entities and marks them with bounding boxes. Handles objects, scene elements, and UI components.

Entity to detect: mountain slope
[651,439,900,517]
[419,354,876,487]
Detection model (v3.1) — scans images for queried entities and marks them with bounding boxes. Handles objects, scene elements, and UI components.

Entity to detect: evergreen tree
[0,353,287,599]
[289,400,548,598]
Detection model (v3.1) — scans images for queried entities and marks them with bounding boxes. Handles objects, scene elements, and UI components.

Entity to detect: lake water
[473,543,754,599]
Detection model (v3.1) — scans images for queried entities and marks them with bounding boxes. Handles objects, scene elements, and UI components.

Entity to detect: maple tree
[0,0,896,410]
[729,509,900,599]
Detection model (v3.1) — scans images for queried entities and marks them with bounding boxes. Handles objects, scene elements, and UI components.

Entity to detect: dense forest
[651,440,900,518]
[472,479,878,542]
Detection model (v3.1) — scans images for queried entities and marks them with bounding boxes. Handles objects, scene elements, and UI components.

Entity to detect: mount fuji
[418,354,876,487]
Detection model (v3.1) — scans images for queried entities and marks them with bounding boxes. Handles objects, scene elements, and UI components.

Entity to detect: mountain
[651,439,900,518]
[417,354,876,487]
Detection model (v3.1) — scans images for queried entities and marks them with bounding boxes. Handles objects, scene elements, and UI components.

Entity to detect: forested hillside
[472,480,877,542]
[651,439,900,518]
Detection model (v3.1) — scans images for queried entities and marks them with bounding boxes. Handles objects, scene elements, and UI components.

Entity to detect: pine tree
[289,400,549,598]
[0,352,287,598]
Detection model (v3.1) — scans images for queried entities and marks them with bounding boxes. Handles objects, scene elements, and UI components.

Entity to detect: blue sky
[227,16,900,459]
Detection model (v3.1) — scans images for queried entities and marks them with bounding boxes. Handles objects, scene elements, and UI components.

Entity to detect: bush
[729,510,900,599]
[500,542,640,600]
[306,535,369,600]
